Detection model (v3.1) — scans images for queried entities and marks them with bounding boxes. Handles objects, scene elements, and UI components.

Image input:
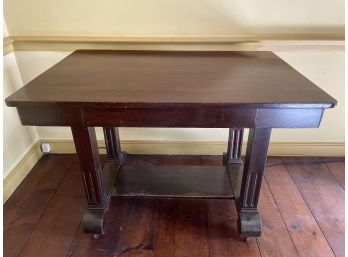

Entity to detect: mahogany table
[6,50,336,240]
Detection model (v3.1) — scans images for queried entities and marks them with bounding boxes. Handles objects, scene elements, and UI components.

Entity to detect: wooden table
[6,50,336,240]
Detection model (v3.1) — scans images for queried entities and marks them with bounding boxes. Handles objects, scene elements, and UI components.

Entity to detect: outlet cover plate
[41,143,51,153]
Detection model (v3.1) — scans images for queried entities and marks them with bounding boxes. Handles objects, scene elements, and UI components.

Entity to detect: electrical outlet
[41,143,51,153]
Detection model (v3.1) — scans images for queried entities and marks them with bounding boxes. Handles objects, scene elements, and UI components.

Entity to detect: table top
[6,50,336,109]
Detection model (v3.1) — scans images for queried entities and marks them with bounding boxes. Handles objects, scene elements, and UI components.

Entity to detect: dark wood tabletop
[6,50,336,109]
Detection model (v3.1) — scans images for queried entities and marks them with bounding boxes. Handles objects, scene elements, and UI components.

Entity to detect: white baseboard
[45,139,344,156]
[3,139,344,204]
[3,141,43,203]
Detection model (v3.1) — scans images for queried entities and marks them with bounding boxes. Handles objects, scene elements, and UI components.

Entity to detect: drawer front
[84,107,257,128]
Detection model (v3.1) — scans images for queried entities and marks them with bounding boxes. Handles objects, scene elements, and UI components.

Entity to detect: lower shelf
[112,165,242,199]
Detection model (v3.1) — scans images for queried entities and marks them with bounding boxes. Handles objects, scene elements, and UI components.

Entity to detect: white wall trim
[3,37,14,55]
[45,139,344,156]
[3,140,43,203]
[3,36,344,55]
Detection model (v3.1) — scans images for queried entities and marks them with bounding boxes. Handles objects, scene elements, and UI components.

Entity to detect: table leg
[103,127,126,163]
[226,128,244,164]
[237,128,271,238]
[71,126,108,234]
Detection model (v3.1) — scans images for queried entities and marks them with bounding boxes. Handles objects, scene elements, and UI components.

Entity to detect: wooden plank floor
[4,154,345,257]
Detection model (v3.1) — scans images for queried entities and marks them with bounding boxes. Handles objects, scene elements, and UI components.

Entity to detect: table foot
[237,211,261,238]
[82,208,107,234]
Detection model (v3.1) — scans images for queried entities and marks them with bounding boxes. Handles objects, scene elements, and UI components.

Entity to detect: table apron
[16,106,324,128]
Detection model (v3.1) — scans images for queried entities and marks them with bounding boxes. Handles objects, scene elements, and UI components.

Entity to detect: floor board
[257,179,299,257]
[66,198,128,257]
[322,157,345,190]
[283,157,345,257]
[114,198,158,257]
[4,155,75,257]
[17,160,85,257]
[264,157,336,257]
[3,154,345,257]
[207,199,261,257]
[154,199,176,257]
[174,199,212,257]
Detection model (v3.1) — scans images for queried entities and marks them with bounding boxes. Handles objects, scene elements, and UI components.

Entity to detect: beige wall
[3,0,345,164]
[3,52,38,176]
[4,0,344,37]
[3,0,344,202]
[3,20,9,37]
[13,50,344,145]
[273,52,344,143]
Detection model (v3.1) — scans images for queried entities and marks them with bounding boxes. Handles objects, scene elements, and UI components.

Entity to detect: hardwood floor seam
[112,199,131,257]
[204,200,214,257]
[281,157,337,257]
[255,237,264,257]
[17,157,77,257]
[324,162,345,190]
[15,156,76,257]
[15,190,56,257]
[262,176,301,257]
[65,215,84,257]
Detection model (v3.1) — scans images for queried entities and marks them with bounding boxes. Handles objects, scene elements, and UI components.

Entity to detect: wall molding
[3,141,43,203]
[3,35,345,55]
[3,139,344,203]
[3,37,14,55]
[45,139,345,156]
